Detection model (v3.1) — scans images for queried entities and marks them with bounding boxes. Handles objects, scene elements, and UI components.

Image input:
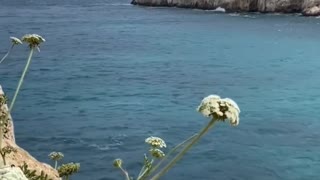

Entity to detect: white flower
[224,98,240,113]
[21,34,45,49]
[10,37,23,45]
[150,148,165,159]
[145,136,166,148]
[197,95,240,126]
[197,95,220,117]
[48,151,64,161]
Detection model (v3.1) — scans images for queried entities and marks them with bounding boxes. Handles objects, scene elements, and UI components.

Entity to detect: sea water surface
[0,0,320,179]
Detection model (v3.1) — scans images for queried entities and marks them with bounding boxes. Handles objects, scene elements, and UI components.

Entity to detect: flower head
[197,95,240,126]
[10,37,23,45]
[150,148,165,159]
[145,136,166,148]
[113,158,123,168]
[49,151,64,161]
[57,162,80,177]
[21,34,45,49]
[0,145,17,154]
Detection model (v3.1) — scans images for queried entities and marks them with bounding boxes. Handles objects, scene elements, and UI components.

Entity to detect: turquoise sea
[0,0,320,179]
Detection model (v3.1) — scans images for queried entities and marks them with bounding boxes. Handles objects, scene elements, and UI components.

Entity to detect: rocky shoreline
[131,0,320,16]
[0,85,60,180]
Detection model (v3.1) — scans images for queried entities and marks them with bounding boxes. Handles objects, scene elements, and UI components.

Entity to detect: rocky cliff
[131,0,320,16]
[0,85,60,180]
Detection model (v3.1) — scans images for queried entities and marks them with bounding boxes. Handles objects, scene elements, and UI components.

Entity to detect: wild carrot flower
[21,34,45,50]
[150,149,165,159]
[49,151,64,169]
[0,145,17,166]
[0,37,23,64]
[150,95,240,180]
[145,137,166,148]
[113,159,123,168]
[113,158,130,180]
[10,37,23,45]
[9,34,45,111]
[197,95,240,126]
[57,162,80,180]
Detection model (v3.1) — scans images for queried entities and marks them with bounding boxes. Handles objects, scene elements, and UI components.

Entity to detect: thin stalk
[0,153,6,166]
[9,48,34,111]
[55,161,58,169]
[0,44,14,64]
[137,159,153,180]
[138,154,149,177]
[137,166,149,180]
[119,166,130,180]
[150,119,216,180]
[138,165,146,177]
[146,133,198,177]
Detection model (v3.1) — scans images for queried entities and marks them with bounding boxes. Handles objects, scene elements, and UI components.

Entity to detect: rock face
[131,0,320,15]
[0,85,60,180]
[0,167,28,180]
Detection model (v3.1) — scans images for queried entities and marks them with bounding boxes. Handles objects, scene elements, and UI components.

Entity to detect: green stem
[55,160,58,169]
[138,164,147,179]
[146,133,198,177]
[138,154,148,177]
[150,119,216,180]
[119,166,130,180]
[137,159,153,180]
[0,44,14,64]
[9,48,34,111]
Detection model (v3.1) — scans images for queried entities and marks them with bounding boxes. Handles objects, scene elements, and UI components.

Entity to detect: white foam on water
[229,13,240,17]
[214,7,226,13]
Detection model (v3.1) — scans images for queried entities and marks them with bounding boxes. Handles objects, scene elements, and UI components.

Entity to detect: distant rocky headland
[131,0,320,16]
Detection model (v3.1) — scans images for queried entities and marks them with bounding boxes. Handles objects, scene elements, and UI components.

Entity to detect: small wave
[88,144,111,151]
[243,15,256,19]
[202,7,226,13]
[78,135,125,151]
[229,13,240,17]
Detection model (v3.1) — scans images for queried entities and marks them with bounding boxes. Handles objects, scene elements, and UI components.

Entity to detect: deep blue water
[1,0,320,179]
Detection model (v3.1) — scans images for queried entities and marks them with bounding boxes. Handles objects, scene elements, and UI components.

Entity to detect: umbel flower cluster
[49,151,64,169]
[21,34,45,50]
[113,94,240,180]
[10,37,23,45]
[145,136,166,159]
[49,151,64,161]
[197,95,240,126]
[57,162,80,179]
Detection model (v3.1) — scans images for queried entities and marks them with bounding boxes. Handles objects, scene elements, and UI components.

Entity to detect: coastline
[131,0,320,16]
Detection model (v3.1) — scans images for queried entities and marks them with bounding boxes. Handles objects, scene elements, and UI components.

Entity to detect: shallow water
[0,0,320,179]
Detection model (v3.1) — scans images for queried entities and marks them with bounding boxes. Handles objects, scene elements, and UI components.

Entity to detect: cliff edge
[0,85,60,180]
[131,0,320,16]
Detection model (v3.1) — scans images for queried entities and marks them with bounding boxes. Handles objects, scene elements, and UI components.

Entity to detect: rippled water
[1,0,320,179]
